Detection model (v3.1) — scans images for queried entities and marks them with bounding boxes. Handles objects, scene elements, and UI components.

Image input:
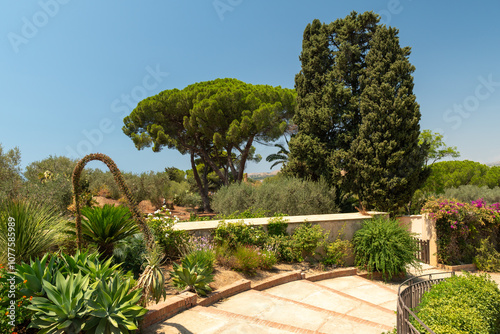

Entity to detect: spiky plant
[72,153,154,251]
[133,243,166,306]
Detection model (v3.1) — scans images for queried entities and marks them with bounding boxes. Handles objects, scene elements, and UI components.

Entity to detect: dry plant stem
[72,153,155,251]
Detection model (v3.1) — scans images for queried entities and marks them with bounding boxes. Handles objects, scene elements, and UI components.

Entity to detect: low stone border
[197,279,251,306]
[141,292,197,329]
[437,263,477,272]
[305,268,357,281]
[251,270,302,291]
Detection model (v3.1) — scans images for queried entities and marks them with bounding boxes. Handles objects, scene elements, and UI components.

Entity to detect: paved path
[144,275,397,334]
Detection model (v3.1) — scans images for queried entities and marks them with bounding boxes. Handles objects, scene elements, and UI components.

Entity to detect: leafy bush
[353,216,420,280]
[167,180,203,208]
[79,204,139,258]
[422,197,500,265]
[413,273,500,334]
[265,235,302,263]
[216,243,277,274]
[266,216,288,236]
[291,223,328,261]
[0,198,67,265]
[212,177,339,216]
[322,225,352,267]
[113,233,147,278]
[213,220,268,249]
[474,237,500,272]
[0,144,22,202]
[443,185,500,204]
[182,236,216,272]
[0,264,33,333]
[170,256,214,296]
[146,206,190,260]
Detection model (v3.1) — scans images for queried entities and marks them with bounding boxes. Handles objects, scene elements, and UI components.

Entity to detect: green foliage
[473,237,500,272]
[216,243,277,274]
[165,166,186,183]
[413,273,500,334]
[322,225,352,267]
[182,236,216,272]
[146,207,190,260]
[77,204,139,258]
[0,264,33,333]
[85,276,147,334]
[265,143,289,169]
[266,216,289,236]
[0,198,67,265]
[134,243,167,305]
[0,144,22,202]
[353,216,420,280]
[112,233,147,278]
[170,256,214,296]
[291,223,327,260]
[443,185,500,204]
[285,12,427,213]
[212,177,339,216]
[213,221,268,249]
[422,198,500,265]
[265,235,302,263]
[421,160,500,194]
[28,271,93,334]
[419,129,460,165]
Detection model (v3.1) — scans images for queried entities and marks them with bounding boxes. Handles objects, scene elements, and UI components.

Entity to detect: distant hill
[486,161,500,167]
[247,170,280,181]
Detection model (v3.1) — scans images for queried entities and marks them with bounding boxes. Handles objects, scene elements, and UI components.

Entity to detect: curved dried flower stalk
[72,153,155,251]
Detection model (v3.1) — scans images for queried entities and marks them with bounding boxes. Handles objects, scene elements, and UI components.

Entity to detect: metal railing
[415,239,430,264]
[397,272,455,334]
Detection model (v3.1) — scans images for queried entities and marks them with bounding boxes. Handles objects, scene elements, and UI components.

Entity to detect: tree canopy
[419,129,460,165]
[123,78,296,210]
[284,12,428,212]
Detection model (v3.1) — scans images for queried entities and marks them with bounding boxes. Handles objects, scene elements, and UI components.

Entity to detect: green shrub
[292,223,328,261]
[0,199,67,265]
[170,256,214,296]
[146,208,190,260]
[443,185,500,204]
[353,216,420,280]
[414,273,500,334]
[113,233,147,278]
[267,216,289,236]
[79,204,139,258]
[322,226,352,267]
[212,177,339,216]
[474,237,500,272]
[265,235,302,263]
[0,264,33,333]
[216,243,277,274]
[182,236,216,272]
[213,221,268,249]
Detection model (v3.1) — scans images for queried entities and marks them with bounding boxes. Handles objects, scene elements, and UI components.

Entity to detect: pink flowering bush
[422,197,500,265]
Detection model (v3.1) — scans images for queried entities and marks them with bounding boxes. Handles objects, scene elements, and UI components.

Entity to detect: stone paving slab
[314,275,398,311]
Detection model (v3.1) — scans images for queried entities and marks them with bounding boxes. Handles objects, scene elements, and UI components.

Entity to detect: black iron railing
[397,272,454,334]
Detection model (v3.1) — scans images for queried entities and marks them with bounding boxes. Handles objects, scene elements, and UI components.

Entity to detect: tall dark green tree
[285,11,428,212]
[340,25,428,212]
[123,78,296,211]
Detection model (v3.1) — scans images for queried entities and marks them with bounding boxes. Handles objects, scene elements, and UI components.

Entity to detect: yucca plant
[0,198,67,265]
[170,256,214,296]
[133,243,166,306]
[79,204,139,258]
[85,275,148,333]
[28,272,94,334]
[353,216,421,280]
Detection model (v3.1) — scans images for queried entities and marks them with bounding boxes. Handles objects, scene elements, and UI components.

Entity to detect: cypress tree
[285,11,428,212]
[341,25,428,212]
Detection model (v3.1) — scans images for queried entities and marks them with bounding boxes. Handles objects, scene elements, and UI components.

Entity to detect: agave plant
[170,256,214,296]
[0,198,67,264]
[28,272,94,334]
[85,275,148,333]
[80,204,139,258]
[14,253,63,298]
[133,243,166,306]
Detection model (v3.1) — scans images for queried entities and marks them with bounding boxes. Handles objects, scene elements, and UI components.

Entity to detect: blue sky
[1,1,500,174]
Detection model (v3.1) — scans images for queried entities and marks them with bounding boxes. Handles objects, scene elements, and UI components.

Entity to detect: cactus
[72,153,155,251]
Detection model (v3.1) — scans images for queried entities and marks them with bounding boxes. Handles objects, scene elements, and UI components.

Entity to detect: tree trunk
[190,152,212,212]
[237,136,255,182]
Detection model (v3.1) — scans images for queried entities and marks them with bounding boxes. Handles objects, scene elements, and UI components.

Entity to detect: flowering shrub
[146,205,189,260]
[183,236,216,272]
[0,264,33,333]
[422,197,500,265]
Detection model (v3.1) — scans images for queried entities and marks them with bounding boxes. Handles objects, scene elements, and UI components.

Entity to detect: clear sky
[1,1,500,174]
